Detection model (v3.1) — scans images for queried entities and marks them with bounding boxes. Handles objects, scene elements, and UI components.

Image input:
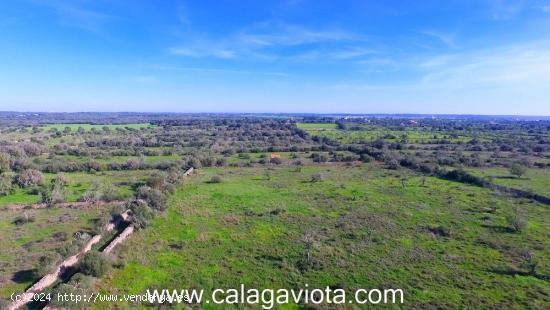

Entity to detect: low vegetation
[0,113,548,308]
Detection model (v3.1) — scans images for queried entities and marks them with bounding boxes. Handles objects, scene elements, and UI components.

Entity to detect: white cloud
[149,64,290,77]
[235,20,360,47]
[327,40,550,115]
[121,75,158,84]
[421,30,457,48]
[168,20,364,60]
[169,47,236,59]
[32,0,114,33]
[417,41,550,89]
[488,0,525,20]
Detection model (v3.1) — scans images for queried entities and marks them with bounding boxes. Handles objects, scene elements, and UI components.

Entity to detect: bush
[385,159,400,170]
[16,169,44,187]
[50,282,89,309]
[0,152,11,173]
[57,237,88,257]
[79,252,111,277]
[137,186,168,211]
[13,212,35,226]
[0,172,14,196]
[147,172,168,190]
[130,200,154,230]
[270,157,283,165]
[209,175,223,183]
[80,180,102,203]
[34,252,62,278]
[509,163,527,178]
[311,153,328,163]
[440,169,484,186]
[311,173,324,182]
[506,209,527,232]
[520,250,538,275]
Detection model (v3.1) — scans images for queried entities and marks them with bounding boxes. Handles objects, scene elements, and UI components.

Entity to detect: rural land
[0,112,548,309]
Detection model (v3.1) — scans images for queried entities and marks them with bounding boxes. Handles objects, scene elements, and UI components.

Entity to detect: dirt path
[7,210,129,310]
[8,167,194,310]
[102,225,134,254]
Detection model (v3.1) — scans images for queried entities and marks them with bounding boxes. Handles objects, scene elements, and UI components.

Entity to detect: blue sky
[1,0,550,115]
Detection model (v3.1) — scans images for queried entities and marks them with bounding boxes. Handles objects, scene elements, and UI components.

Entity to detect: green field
[0,170,151,207]
[296,123,338,130]
[468,167,550,197]
[297,123,473,144]
[94,164,550,309]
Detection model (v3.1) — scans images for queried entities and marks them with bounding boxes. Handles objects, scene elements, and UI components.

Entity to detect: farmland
[0,113,548,309]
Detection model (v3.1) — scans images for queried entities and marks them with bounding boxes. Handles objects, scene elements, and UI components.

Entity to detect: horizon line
[1,111,550,118]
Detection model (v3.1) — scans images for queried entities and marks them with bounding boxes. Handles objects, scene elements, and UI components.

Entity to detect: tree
[509,163,527,178]
[16,169,44,187]
[79,252,111,277]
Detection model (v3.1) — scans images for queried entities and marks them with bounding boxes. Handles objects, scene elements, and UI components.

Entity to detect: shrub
[440,169,484,186]
[40,185,65,206]
[427,225,451,237]
[50,281,91,309]
[520,250,538,276]
[34,252,62,278]
[80,180,102,203]
[359,154,372,163]
[0,152,10,173]
[311,153,328,163]
[147,172,168,190]
[145,188,167,211]
[79,252,111,277]
[137,186,168,211]
[270,157,282,165]
[57,237,88,258]
[0,172,14,196]
[311,173,324,182]
[16,169,44,187]
[101,185,120,202]
[506,209,527,232]
[385,158,400,170]
[13,212,35,226]
[130,200,154,230]
[209,175,223,183]
[509,163,527,178]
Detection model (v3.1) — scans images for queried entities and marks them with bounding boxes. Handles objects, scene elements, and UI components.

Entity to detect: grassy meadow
[94,164,550,309]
